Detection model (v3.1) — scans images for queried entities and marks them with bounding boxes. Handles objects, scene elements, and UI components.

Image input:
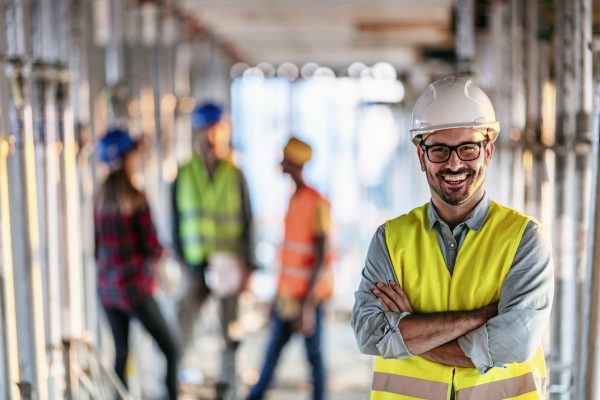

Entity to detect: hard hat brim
[410,121,500,145]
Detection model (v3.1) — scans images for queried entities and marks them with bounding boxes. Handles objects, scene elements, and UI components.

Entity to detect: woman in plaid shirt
[94,128,179,399]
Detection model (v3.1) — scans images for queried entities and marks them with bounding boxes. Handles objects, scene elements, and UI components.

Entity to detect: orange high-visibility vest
[277,185,333,300]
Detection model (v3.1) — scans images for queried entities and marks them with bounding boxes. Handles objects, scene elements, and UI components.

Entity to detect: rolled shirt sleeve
[351,225,413,359]
[457,220,554,374]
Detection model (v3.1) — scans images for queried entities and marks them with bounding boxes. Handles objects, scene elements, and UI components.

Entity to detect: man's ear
[485,141,495,164]
[207,127,218,144]
[417,146,426,171]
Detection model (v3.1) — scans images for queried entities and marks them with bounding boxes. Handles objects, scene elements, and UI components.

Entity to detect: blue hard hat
[191,102,223,130]
[96,128,138,164]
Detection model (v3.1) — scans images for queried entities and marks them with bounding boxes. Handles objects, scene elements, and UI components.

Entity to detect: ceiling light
[243,67,264,79]
[257,62,276,78]
[300,62,320,79]
[372,62,397,80]
[313,67,335,79]
[276,62,299,80]
[360,67,373,79]
[230,62,249,79]
[348,62,367,79]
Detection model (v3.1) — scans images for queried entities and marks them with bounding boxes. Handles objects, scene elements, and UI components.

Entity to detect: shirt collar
[427,193,490,232]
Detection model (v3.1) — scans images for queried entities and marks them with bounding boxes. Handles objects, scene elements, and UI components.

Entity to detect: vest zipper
[449,367,456,400]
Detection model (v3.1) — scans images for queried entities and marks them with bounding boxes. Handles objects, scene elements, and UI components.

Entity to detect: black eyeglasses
[420,141,488,163]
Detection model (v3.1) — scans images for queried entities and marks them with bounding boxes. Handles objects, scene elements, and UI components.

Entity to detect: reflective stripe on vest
[282,240,315,254]
[181,236,241,250]
[179,210,241,224]
[371,201,546,400]
[281,264,314,279]
[455,373,543,400]
[176,155,243,265]
[278,186,333,300]
[372,371,545,400]
[372,371,449,399]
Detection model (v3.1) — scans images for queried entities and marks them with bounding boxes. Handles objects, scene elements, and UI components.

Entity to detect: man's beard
[426,166,484,206]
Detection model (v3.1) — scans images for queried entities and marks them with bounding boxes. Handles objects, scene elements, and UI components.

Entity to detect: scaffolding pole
[0,2,22,399]
[4,0,49,397]
[551,0,579,397]
[573,0,595,398]
[584,23,600,400]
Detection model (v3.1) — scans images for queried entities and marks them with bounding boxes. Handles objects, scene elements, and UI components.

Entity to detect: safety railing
[62,337,133,400]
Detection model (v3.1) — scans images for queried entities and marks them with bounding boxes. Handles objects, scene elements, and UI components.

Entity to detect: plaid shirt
[94,200,163,310]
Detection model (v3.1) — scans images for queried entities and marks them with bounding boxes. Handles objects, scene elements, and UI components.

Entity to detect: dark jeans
[246,305,325,400]
[104,297,179,400]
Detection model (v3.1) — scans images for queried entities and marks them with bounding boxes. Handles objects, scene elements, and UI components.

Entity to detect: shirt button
[450,243,455,248]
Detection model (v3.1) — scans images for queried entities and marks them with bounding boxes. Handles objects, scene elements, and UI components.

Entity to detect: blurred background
[1,0,600,399]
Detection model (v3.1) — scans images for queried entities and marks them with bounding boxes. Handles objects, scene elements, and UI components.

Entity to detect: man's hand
[296,302,316,336]
[372,280,413,313]
[421,339,475,367]
[239,267,252,293]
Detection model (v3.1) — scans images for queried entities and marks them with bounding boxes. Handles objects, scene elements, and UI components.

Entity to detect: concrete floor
[177,297,373,399]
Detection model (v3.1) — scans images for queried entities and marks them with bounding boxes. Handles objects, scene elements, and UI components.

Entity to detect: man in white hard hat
[351,77,553,399]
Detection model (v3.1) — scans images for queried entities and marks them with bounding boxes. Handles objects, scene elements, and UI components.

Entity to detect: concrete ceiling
[179,0,456,70]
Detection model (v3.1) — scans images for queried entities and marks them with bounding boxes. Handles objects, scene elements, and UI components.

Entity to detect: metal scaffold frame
[4,1,49,399]
[474,1,595,398]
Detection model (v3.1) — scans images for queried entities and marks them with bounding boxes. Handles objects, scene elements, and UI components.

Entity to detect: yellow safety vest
[372,201,547,400]
[176,155,243,265]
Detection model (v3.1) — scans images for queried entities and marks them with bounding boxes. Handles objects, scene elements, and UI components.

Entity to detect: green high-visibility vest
[176,155,243,265]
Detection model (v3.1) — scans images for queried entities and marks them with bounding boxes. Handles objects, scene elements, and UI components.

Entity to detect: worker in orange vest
[246,137,333,400]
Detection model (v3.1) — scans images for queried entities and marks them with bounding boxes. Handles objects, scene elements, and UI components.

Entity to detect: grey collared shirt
[351,194,554,374]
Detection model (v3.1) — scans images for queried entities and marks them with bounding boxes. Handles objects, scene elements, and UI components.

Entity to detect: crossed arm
[373,281,497,367]
[351,222,554,371]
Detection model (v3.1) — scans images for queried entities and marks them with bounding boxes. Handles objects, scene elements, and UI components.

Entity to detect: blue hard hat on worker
[96,128,139,164]
[192,102,223,131]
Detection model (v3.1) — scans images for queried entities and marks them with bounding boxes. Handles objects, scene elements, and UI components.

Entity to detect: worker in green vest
[172,102,254,400]
[352,77,554,399]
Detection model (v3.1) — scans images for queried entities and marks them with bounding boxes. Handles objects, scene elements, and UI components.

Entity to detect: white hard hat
[410,76,500,145]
